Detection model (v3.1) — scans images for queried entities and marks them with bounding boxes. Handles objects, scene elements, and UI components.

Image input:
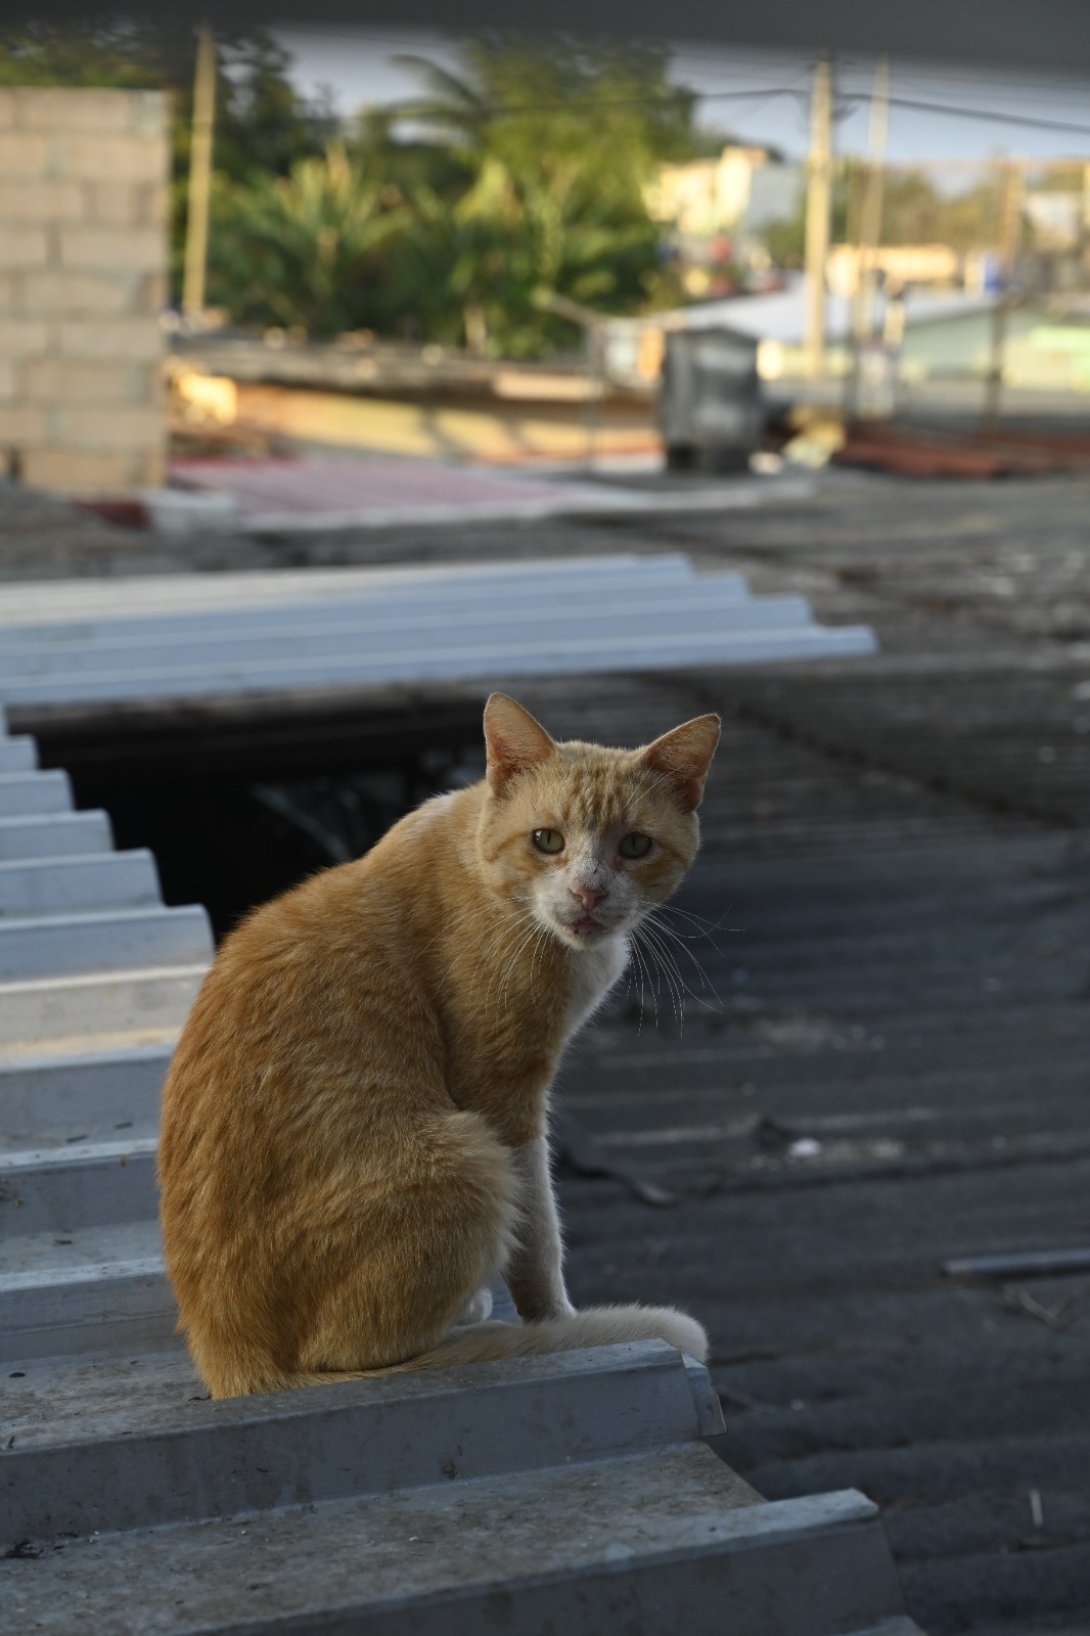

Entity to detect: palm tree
[211,145,407,336]
[389,37,692,355]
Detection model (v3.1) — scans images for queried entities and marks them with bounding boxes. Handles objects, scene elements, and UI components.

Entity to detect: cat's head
[477,692,720,950]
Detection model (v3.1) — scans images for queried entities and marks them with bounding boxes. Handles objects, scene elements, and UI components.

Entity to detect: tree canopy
[764,160,1013,268]
[0,23,717,352]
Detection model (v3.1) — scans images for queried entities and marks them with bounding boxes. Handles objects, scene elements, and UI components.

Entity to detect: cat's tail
[208,1306,707,1395]
[398,1303,709,1369]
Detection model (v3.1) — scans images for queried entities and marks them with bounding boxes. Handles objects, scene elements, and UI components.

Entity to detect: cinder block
[85,181,167,229]
[0,179,85,222]
[56,405,165,452]
[129,362,163,405]
[58,225,164,274]
[0,318,49,358]
[0,405,49,443]
[23,358,135,406]
[131,447,166,488]
[83,182,139,228]
[137,271,168,313]
[0,225,49,272]
[18,271,135,317]
[12,88,140,133]
[56,318,163,363]
[54,134,166,185]
[127,92,167,137]
[20,447,135,494]
[0,131,50,176]
[138,181,169,227]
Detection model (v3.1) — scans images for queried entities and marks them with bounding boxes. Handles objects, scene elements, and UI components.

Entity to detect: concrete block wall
[0,88,169,495]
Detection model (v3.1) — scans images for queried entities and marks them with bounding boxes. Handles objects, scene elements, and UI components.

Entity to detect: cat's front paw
[544,1295,578,1321]
[514,1291,577,1323]
[457,1286,494,1325]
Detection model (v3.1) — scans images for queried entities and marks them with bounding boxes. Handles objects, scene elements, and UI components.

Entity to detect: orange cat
[158,693,720,1397]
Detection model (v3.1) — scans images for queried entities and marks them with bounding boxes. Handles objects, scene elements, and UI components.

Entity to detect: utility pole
[182,24,216,322]
[845,57,890,419]
[982,159,1023,427]
[803,53,833,381]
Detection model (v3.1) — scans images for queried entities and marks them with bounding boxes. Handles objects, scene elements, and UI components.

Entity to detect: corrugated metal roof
[0,554,874,708]
[658,276,1001,344]
[3,465,1089,1632]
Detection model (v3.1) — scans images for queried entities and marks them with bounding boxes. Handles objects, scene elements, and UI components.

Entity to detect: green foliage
[1,23,706,354]
[877,167,1003,252]
[0,18,170,89]
[394,35,699,177]
[0,19,333,297]
[762,159,1013,270]
[370,36,696,355]
[208,146,408,337]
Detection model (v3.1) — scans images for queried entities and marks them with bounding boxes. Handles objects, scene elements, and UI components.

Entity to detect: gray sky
[272,26,1090,169]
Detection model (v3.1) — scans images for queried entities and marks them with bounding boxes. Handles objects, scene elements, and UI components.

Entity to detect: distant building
[1023,191,1086,251]
[646,146,803,245]
[826,244,963,297]
[646,276,1090,391]
[599,267,1090,396]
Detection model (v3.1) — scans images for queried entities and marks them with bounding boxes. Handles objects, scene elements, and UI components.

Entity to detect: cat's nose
[571,885,607,912]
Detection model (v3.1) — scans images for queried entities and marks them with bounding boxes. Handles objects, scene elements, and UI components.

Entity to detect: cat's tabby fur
[158,693,719,1397]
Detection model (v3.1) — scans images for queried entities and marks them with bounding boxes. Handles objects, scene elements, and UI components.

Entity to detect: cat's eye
[618,832,653,859]
[531,828,565,855]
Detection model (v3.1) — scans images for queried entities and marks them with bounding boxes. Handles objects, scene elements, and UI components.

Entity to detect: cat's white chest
[564,933,629,1042]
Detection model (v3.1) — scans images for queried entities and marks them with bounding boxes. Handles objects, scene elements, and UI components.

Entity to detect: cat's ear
[638,714,721,813]
[483,693,557,796]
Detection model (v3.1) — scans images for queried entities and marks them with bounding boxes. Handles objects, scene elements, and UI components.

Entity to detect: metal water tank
[658,325,763,472]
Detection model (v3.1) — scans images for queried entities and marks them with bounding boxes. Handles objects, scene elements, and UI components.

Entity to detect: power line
[392,83,1090,140]
[389,85,804,119]
[272,28,1090,112]
[274,35,1090,141]
[848,62,1090,94]
[844,76,1090,110]
[842,91,1090,139]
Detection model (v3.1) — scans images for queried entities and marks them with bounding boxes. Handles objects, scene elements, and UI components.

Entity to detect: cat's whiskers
[657,902,741,941]
[631,928,669,1029]
[653,908,724,963]
[646,909,719,986]
[627,929,659,1036]
[634,922,686,1032]
[634,922,687,1032]
[644,913,726,1025]
[645,909,726,1015]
